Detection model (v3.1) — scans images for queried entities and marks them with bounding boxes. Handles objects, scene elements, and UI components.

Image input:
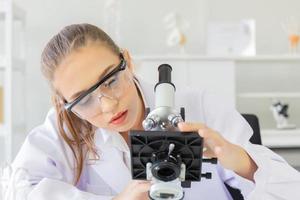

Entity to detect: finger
[134,180,150,184]
[131,180,150,187]
[198,127,216,139]
[214,146,223,156]
[178,122,206,132]
[199,129,227,156]
[198,128,225,147]
[201,138,216,158]
[136,182,152,193]
[202,144,224,158]
[203,148,216,158]
[213,146,228,166]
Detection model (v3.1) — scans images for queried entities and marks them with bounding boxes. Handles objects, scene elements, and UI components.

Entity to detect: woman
[6,23,300,200]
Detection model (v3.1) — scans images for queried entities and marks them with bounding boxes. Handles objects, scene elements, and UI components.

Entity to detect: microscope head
[142,64,183,131]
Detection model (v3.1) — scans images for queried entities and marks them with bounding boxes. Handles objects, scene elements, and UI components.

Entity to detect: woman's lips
[109,110,128,125]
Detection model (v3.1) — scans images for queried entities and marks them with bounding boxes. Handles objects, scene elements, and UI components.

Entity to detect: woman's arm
[178,90,300,199]
[6,123,115,200]
[178,121,257,181]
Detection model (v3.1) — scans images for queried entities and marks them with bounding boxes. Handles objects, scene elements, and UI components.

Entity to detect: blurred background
[0,0,300,170]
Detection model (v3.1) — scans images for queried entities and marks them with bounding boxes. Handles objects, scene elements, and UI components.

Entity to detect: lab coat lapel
[91,129,131,194]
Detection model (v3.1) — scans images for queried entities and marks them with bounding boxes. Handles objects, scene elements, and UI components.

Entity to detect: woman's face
[53,42,144,133]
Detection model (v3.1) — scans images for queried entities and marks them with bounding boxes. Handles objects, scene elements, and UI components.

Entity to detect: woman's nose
[100,95,118,113]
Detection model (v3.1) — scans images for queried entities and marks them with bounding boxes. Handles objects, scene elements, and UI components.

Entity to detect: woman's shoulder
[13,107,74,166]
[27,107,60,141]
[12,108,76,184]
[18,107,69,160]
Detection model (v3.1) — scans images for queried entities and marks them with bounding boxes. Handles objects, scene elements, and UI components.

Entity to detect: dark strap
[224,182,244,200]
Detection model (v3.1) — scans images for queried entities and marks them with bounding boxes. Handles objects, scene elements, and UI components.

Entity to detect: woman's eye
[104,76,117,87]
[77,95,92,106]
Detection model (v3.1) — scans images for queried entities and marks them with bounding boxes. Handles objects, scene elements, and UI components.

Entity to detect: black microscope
[129,64,217,200]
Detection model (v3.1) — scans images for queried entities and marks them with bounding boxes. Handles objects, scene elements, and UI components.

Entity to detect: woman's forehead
[53,45,119,101]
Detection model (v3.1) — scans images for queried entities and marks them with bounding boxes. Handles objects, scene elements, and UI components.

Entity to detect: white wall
[206,0,300,54]
[12,0,300,135]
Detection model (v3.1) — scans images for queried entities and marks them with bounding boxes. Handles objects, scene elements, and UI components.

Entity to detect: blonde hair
[41,23,121,184]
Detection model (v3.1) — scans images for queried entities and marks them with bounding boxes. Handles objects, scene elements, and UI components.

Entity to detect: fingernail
[214,146,222,155]
[178,122,184,128]
[198,130,204,137]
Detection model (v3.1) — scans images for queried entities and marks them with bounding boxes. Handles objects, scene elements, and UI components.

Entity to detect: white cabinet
[235,57,300,148]
[134,55,300,148]
[0,0,26,164]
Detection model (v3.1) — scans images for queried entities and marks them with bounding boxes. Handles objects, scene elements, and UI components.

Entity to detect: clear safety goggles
[64,54,132,118]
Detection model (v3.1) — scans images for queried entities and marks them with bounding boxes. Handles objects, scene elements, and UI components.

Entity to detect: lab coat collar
[95,128,129,153]
[92,128,132,194]
[90,131,131,194]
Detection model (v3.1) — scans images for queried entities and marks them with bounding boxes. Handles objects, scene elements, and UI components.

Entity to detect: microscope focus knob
[168,113,183,127]
[143,118,155,130]
[201,173,212,179]
[142,115,160,130]
[203,158,218,164]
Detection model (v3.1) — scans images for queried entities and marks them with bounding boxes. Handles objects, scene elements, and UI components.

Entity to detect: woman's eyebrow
[69,64,115,100]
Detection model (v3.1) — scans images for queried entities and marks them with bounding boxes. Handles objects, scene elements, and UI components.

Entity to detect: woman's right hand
[113,180,151,200]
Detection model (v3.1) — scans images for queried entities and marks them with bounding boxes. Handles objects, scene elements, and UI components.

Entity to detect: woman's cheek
[88,115,107,128]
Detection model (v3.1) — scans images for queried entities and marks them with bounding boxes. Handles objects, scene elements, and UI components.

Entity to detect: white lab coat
[5,77,300,200]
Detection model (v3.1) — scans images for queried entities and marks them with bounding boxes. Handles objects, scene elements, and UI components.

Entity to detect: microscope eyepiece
[155,64,176,92]
[158,64,172,83]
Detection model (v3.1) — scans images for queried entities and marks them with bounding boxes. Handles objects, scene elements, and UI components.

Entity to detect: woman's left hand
[178,122,257,182]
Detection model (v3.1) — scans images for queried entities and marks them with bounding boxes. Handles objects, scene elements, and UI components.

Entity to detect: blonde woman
[7,24,300,200]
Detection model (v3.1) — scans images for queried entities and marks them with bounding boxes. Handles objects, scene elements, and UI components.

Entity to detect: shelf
[261,129,300,148]
[0,56,5,66]
[0,0,26,164]
[0,124,4,137]
[238,92,300,99]
[235,55,300,62]
[0,55,25,71]
[0,123,26,137]
[0,1,26,21]
[133,54,300,62]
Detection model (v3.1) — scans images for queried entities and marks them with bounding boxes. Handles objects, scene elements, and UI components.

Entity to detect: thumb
[214,146,223,156]
[177,122,188,131]
[178,122,206,132]
[211,146,225,164]
[136,182,152,193]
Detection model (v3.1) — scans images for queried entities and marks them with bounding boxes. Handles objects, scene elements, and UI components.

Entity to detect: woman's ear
[122,49,134,73]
